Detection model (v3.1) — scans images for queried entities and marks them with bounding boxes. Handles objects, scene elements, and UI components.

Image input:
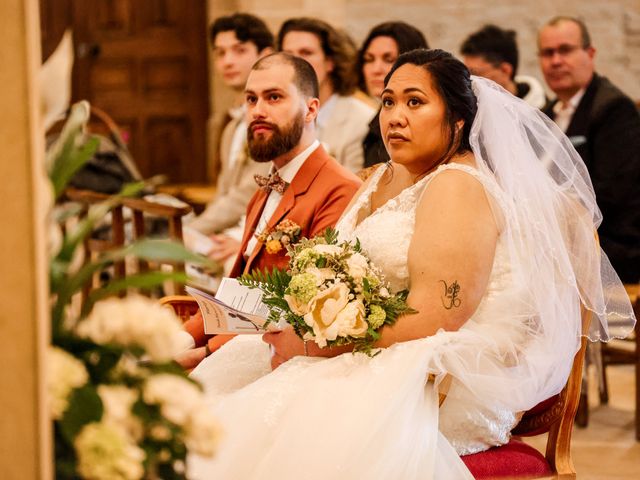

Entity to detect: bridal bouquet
[240,229,415,354]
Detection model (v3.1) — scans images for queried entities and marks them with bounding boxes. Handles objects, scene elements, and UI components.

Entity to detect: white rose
[312,244,342,256]
[98,385,142,441]
[305,266,335,284]
[75,421,145,480]
[333,300,368,338]
[303,283,350,347]
[47,346,89,419]
[346,253,369,280]
[284,294,310,315]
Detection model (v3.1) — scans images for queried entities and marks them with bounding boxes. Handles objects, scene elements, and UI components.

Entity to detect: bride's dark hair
[384,49,477,165]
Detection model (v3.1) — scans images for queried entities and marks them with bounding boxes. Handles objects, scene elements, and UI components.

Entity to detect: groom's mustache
[249,120,279,135]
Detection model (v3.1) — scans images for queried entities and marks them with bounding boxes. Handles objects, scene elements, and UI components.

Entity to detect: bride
[187,49,634,479]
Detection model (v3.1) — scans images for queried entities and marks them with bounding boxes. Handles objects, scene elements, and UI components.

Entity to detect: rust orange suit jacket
[184,145,362,349]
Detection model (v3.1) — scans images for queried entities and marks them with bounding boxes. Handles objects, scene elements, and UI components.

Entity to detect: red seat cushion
[461,438,552,479]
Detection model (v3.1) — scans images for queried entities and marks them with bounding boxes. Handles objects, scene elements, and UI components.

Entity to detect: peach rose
[284,294,310,315]
[304,283,350,347]
[333,300,368,339]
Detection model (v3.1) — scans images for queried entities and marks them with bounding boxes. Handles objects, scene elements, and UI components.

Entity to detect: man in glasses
[539,16,640,283]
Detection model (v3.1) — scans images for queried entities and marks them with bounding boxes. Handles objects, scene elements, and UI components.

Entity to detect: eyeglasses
[538,44,585,59]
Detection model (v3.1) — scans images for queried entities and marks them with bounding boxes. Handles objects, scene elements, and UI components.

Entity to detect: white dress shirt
[552,88,586,132]
[244,140,320,256]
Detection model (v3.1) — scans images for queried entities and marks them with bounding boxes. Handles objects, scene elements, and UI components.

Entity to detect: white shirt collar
[273,139,320,183]
[553,87,586,114]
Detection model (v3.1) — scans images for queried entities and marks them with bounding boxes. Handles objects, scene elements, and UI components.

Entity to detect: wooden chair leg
[575,391,589,428]
[635,322,640,441]
[590,342,609,404]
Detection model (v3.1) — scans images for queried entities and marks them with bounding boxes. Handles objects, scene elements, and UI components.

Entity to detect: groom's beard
[247,112,305,163]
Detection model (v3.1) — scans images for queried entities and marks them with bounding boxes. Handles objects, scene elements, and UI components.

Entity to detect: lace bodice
[336,162,522,454]
[337,162,507,293]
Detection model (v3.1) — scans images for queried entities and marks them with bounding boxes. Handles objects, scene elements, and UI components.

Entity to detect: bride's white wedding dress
[187,163,534,480]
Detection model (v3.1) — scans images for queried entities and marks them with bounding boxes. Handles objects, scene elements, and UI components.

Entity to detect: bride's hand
[263,328,354,369]
[262,327,304,370]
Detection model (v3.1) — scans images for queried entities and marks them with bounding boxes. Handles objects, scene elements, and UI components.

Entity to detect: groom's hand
[174,346,207,370]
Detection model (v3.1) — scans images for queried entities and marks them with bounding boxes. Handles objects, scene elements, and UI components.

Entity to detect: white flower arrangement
[48,346,89,419]
[76,296,186,362]
[47,101,219,479]
[74,421,145,480]
[240,229,415,354]
[48,301,221,478]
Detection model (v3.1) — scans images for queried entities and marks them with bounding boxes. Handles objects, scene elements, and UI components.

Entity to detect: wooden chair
[461,306,591,479]
[599,283,640,440]
[64,187,192,301]
[159,295,199,323]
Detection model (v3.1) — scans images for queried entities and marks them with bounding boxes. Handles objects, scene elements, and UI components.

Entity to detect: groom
[176,53,362,368]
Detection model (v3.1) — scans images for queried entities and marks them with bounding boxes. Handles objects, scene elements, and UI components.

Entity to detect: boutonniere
[256,219,302,254]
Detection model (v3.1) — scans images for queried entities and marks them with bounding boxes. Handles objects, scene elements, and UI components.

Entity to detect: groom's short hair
[252,52,319,99]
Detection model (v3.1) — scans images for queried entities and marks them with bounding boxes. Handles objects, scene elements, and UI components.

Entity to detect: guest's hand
[174,346,207,370]
[208,234,240,262]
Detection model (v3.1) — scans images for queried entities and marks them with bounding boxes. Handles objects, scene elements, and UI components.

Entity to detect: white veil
[429,77,636,412]
[470,76,635,341]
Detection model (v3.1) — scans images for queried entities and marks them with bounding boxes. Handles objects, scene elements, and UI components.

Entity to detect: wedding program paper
[185,278,279,334]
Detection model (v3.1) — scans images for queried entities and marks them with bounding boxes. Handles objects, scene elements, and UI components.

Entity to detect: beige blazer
[188,116,270,235]
[317,95,377,173]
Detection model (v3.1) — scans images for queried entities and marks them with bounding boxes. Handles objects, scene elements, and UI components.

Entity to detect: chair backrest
[510,304,591,477]
[64,187,192,302]
[159,295,200,324]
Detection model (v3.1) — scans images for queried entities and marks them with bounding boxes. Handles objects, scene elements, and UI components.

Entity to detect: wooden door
[66,0,209,183]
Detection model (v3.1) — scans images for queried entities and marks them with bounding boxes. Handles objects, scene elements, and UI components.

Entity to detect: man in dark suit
[539,16,640,283]
[176,53,361,368]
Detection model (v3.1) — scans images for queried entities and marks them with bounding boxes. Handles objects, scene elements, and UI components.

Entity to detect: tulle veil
[438,76,637,410]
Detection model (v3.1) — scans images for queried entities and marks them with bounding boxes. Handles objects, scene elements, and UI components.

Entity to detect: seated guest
[356,21,429,167]
[278,17,377,173]
[461,24,547,109]
[175,53,361,369]
[187,13,273,240]
[539,16,640,282]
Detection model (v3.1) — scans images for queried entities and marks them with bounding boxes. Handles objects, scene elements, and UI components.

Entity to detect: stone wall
[209,0,640,102]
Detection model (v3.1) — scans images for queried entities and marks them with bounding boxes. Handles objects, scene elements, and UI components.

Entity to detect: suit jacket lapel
[565,75,599,137]
[243,146,330,274]
[268,145,329,230]
[236,190,269,273]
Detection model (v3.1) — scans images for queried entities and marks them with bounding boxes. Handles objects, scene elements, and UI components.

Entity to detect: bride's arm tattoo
[440,280,461,309]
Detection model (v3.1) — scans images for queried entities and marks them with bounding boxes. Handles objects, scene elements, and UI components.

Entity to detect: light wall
[0,0,51,478]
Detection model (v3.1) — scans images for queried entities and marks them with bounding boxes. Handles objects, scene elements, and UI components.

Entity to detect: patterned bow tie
[254,172,289,194]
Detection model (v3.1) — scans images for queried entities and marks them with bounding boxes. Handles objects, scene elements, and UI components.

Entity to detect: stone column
[0,0,51,478]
